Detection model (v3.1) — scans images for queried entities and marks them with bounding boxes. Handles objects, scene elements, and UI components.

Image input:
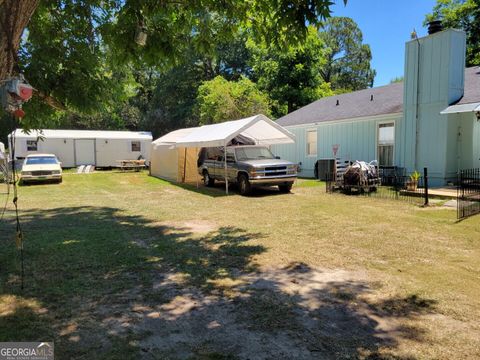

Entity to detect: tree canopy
[0,0,338,121]
[426,0,480,66]
[319,16,376,91]
[1,1,377,142]
[196,76,271,125]
[249,26,335,118]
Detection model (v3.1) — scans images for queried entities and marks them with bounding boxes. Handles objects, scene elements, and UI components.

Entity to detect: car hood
[239,159,295,167]
[22,164,61,171]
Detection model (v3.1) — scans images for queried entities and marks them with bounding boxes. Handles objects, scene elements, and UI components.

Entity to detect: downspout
[414,36,421,171]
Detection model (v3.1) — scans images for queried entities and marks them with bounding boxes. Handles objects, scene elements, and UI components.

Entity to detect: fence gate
[457,168,480,219]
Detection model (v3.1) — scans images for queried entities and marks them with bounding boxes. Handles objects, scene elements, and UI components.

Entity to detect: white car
[20,154,62,183]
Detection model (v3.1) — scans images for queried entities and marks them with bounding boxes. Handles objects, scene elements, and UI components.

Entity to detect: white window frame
[26,140,38,152]
[131,141,141,152]
[306,129,317,157]
[376,121,395,166]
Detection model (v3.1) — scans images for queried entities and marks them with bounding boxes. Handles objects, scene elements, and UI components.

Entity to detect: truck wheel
[203,170,215,187]
[238,174,251,196]
[278,183,293,193]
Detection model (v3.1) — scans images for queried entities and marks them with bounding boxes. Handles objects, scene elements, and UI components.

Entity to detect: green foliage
[426,0,480,66]
[390,76,404,84]
[410,170,421,182]
[196,76,271,124]
[140,34,253,138]
[6,0,335,126]
[249,26,334,118]
[19,1,130,120]
[141,61,204,137]
[104,0,337,69]
[319,17,376,91]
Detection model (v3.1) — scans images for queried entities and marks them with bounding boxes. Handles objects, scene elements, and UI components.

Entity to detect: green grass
[0,172,479,359]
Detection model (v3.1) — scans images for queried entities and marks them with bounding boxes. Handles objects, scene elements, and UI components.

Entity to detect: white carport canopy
[175,114,295,148]
[441,102,480,114]
[172,114,295,194]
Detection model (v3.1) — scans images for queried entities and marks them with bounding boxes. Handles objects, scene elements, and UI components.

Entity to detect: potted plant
[407,170,420,191]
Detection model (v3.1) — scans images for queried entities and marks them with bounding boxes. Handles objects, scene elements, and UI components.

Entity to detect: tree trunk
[0,0,40,81]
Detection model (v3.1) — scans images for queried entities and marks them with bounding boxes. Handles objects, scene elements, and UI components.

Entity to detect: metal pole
[183,147,187,183]
[224,142,228,195]
[195,147,199,188]
[424,167,429,206]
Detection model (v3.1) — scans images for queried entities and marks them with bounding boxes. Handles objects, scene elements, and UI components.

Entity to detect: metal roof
[10,129,153,140]
[276,67,480,127]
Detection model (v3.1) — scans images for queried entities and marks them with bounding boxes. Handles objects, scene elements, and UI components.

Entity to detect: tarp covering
[150,128,200,183]
[440,102,480,114]
[174,114,295,148]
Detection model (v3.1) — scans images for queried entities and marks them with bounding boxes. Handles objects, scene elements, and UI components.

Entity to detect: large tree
[0,0,338,123]
[319,17,375,92]
[426,0,480,66]
[141,32,253,137]
[249,26,334,118]
[196,76,271,125]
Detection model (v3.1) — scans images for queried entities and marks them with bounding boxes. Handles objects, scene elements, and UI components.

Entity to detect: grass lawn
[0,171,479,359]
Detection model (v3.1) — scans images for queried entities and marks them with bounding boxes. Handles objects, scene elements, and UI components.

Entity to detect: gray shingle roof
[457,66,480,105]
[276,67,480,127]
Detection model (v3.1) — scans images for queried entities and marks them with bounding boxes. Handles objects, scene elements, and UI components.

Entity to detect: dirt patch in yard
[73,263,440,359]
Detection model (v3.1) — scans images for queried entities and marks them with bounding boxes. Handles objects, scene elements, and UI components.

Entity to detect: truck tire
[278,183,293,193]
[203,170,215,187]
[238,173,251,196]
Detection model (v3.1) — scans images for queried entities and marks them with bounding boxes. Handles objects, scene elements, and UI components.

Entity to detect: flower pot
[406,180,417,191]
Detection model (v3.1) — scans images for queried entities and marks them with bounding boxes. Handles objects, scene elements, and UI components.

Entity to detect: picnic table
[117,159,146,172]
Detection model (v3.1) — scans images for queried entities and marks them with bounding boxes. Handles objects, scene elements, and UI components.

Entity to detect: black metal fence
[457,168,480,219]
[326,167,430,206]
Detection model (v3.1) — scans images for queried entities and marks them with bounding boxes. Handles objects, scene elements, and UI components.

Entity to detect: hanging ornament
[0,74,33,118]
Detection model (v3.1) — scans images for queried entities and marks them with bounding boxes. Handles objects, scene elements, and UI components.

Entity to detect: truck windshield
[26,157,58,165]
[235,147,275,161]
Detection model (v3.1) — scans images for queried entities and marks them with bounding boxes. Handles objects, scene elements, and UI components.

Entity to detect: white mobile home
[8,129,152,168]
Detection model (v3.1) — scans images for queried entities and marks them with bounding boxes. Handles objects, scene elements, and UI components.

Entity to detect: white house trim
[375,119,396,167]
[281,112,403,130]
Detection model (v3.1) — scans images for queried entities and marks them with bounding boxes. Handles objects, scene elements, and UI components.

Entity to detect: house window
[306,130,317,156]
[378,122,394,166]
[26,140,38,151]
[131,141,141,152]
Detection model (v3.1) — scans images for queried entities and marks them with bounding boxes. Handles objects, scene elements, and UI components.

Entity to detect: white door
[75,139,96,165]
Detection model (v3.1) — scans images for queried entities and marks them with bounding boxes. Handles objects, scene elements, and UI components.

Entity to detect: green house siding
[273,29,475,185]
[272,114,401,178]
[448,112,480,172]
[401,29,466,186]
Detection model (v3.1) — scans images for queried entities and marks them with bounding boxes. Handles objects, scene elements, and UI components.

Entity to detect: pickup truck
[198,145,297,195]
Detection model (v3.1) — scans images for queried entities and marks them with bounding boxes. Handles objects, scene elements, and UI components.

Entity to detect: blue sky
[331,0,437,86]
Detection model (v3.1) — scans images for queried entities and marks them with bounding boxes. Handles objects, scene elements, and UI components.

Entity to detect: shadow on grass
[159,176,289,198]
[0,206,437,359]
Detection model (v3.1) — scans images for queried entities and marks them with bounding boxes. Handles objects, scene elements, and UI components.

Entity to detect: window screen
[306,130,317,156]
[27,140,38,151]
[131,141,141,152]
[378,123,394,166]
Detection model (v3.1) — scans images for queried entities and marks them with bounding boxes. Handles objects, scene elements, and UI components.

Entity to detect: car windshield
[26,156,58,165]
[235,147,275,161]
